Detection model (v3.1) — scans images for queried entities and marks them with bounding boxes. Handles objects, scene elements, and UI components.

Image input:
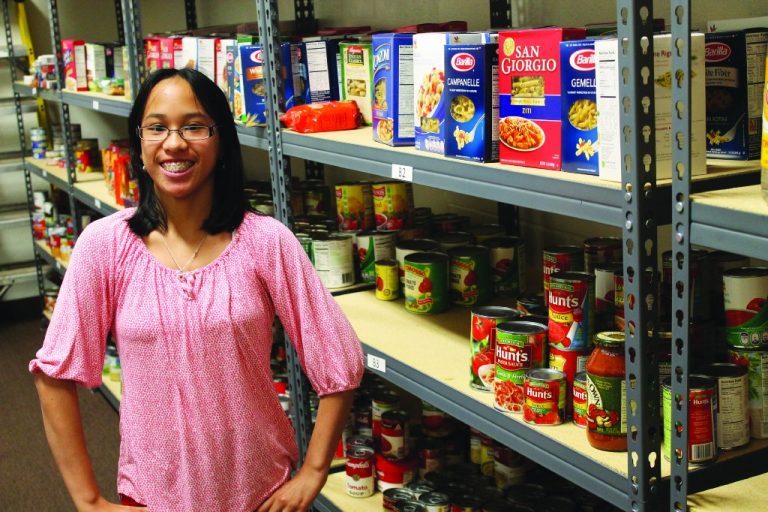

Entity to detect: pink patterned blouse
[30,209,364,511]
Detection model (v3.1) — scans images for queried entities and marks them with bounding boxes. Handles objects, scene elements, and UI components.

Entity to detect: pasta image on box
[237,44,267,126]
[498,27,585,170]
[444,43,499,162]
[560,40,598,175]
[340,42,374,125]
[372,33,414,146]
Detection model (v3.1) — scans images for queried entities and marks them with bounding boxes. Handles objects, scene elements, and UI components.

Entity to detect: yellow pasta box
[340,42,374,125]
[561,40,598,175]
[372,33,414,146]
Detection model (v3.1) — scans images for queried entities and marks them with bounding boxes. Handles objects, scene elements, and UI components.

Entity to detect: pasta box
[498,27,586,169]
[560,40,598,175]
[85,43,107,91]
[340,41,374,125]
[704,29,768,160]
[144,37,161,74]
[443,43,499,162]
[299,38,342,103]
[372,33,415,146]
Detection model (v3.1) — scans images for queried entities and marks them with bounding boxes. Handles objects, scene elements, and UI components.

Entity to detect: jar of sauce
[586,331,627,451]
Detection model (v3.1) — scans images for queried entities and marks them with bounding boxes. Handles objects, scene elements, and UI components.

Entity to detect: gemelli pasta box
[560,40,598,175]
[372,33,415,146]
[340,41,374,125]
[498,27,586,169]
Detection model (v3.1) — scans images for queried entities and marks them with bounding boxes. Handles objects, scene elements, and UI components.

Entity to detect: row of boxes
[62,40,126,94]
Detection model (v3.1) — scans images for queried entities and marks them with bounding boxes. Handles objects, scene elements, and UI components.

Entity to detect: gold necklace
[160,231,209,275]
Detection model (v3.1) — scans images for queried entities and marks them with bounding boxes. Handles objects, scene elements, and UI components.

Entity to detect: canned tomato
[485,236,526,296]
[548,345,589,416]
[467,224,507,243]
[728,349,768,439]
[435,232,475,252]
[700,363,749,450]
[373,389,401,443]
[404,252,450,315]
[336,182,374,232]
[523,368,566,426]
[373,181,414,231]
[470,306,520,391]
[357,230,397,283]
[723,267,768,349]
[493,321,547,413]
[382,410,410,460]
[384,488,417,511]
[346,446,375,497]
[573,371,588,427]
[543,246,584,306]
[310,233,355,289]
[397,239,441,284]
[548,271,595,350]
[662,375,718,464]
[376,259,401,300]
[493,444,525,489]
[449,245,492,307]
[376,453,417,491]
[583,237,622,274]
[595,262,621,331]
[613,268,625,331]
[418,492,451,512]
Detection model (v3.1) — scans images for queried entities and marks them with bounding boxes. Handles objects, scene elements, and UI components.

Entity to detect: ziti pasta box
[340,41,374,125]
[444,43,499,162]
[372,33,415,146]
[560,40,598,175]
[498,27,586,169]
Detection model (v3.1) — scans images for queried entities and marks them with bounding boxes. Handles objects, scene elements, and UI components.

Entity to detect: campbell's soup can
[376,259,401,300]
[700,363,750,450]
[396,239,440,285]
[384,488,416,511]
[595,262,622,331]
[485,236,526,296]
[406,481,435,499]
[357,230,397,283]
[542,246,584,307]
[548,271,595,351]
[723,267,768,349]
[310,233,355,289]
[728,349,768,439]
[573,371,588,427]
[523,368,566,426]
[662,375,718,464]
[346,446,375,497]
[493,321,547,413]
[404,252,450,315]
[470,306,521,391]
[583,237,622,274]
[373,389,401,443]
[373,181,414,231]
[548,345,590,416]
[381,409,410,460]
[418,491,451,512]
[336,182,374,232]
[614,269,625,331]
[448,245,492,307]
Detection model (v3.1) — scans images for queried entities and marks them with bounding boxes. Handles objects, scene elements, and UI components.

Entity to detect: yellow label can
[375,259,400,300]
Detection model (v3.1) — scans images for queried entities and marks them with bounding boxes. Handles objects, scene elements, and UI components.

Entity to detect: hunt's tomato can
[470,306,520,391]
[662,375,718,464]
[723,267,768,349]
[404,252,450,315]
[493,321,547,413]
[336,182,375,232]
[523,368,566,425]
[573,371,588,427]
[548,345,590,416]
[346,446,375,497]
[548,271,595,350]
[543,246,584,307]
[376,259,400,300]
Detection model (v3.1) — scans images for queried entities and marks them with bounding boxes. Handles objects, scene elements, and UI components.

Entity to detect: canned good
[728,349,768,439]
[421,400,448,431]
[373,181,413,230]
[435,232,475,252]
[251,198,274,216]
[431,213,462,234]
[310,232,355,289]
[384,488,417,511]
[449,245,492,307]
[583,236,621,274]
[493,321,547,413]
[523,368,566,425]
[418,492,451,512]
[493,444,525,489]
[548,345,590,416]
[470,306,520,391]
[542,246,584,307]
[450,494,483,511]
[303,180,330,216]
[382,409,410,460]
[479,433,495,477]
[417,438,443,478]
[700,363,749,450]
[346,446,375,497]
[406,481,435,499]
[662,375,718,464]
[376,453,417,491]
[376,259,401,300]
[404,252,450,315]
[373,388,400,442]
[336,182,375,232]
[467,224,506,243]
[469,428,482,465]
[548,271,595,351]
[594,262,621,331]
[397,501,428,512]
[397,239,441,285]
[485,236,525,296]
[357,230,397,283]
[573,371,588,427]
[723,267,768,349]
[346,434,374,454]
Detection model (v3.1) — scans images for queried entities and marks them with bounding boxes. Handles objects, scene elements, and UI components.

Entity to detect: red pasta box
[498,27,585,170]
[145,37,162,74]
[62,40,87,91]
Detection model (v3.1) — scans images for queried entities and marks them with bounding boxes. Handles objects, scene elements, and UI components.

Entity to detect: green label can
[358,230,397,283]
[662,375,718,464]
[723,267,768,349]
[449,245,492,307]
[404,252,449,315]
[493,321,547,413]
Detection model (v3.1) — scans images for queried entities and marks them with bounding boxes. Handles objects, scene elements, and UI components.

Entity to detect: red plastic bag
[280,101,362,133]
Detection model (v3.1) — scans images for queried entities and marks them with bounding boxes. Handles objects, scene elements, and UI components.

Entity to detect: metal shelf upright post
[120,0,144,103]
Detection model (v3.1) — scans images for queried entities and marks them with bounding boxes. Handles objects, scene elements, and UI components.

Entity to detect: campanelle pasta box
[372,33,415,146]
[498,28,586,169]
[340,42,374,125]
[596,34,707,181]
[444,44,499,162]
[560,40,598,175]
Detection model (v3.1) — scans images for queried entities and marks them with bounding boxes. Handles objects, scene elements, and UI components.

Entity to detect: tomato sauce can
[523,368,566,425]
[449,245,492,307]
[382,409,410,460]
[728,349,768,439]
[493,321,547,413]
[573,371,588,427]
[430,213,462,234]
[543,246,584,307]
[373,181,414,231]
[310,232,356,289]
[583,236,622,274]
[662,375,718,464]
[418,492,451,512]
[595,262,622,331]
[700,363,750,450]
[376,259,401,300]
[346,446,376,497]
[723,267,768,349]
[336,182,375,232]
[384,488,417,511]
[485,236,526,296]
[396,239,441,285]
[404,252,450,315]
[548,345,590,416]
[470,306,520,391]
[373,389,401,443]
[548,271,595,351]
[357,230,398,283]
[376,453,417,491]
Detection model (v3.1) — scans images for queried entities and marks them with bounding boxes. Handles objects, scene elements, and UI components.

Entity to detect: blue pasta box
[372,33,415,146]
[444,44,499,162]
[560,39,599,175]
[299,38,341,103]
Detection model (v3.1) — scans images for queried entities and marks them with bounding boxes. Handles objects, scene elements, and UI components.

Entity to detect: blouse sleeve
[259,218,364,396]
[29,218,115,388]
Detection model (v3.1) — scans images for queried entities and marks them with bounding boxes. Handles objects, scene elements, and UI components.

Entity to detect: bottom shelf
[315,471,378,512]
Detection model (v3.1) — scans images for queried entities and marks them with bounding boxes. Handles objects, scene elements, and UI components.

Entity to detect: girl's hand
[257,466,327,512]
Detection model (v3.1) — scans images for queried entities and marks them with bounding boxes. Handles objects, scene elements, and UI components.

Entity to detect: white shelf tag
[55,261,62,271]
[366,354,386,373]
[31,87,37,96]
[391,164,413,182]
[94,198,102,210]
[92,100,99,110]
[42,170,47,178]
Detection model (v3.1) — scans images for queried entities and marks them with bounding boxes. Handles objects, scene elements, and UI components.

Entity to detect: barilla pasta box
[444,44,499,162]
[560,40,598,175]
[279,43,303,111]
[340,42,374,125]
[237,44,267,126]
[498,28,585,169]
[62,40,87,91]
[705,29,768,160]
[299,39,342,103]
[372,33,415,146]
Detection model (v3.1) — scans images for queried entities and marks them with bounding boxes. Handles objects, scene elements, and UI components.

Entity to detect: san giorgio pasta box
[560,40,598,175]
[444,43,499,162]
[372,33,415,146]
[340,41,374,125]
[498,27,586,170]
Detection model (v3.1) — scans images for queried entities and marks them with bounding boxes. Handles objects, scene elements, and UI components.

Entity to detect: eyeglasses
[137,124,217,142]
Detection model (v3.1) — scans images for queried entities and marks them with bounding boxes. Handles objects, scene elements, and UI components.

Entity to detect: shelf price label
[42,170,47,178]
[391,164,413,182]
[366,354,386,373]
[92,100,100,111]
[94,198,102,210]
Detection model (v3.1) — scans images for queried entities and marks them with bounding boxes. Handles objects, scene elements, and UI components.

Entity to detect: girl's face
[139,77,220,203]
